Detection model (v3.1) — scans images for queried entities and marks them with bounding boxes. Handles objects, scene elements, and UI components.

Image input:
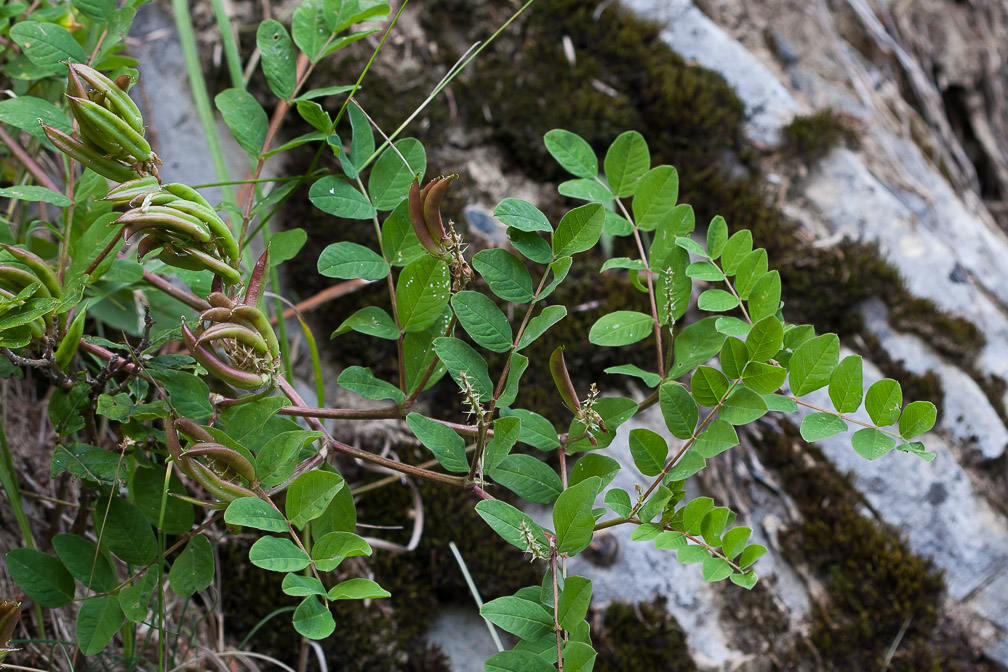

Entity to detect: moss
[218,458,534,671]
[426,0,744,188]
[781,109,857,161]
[263,1,994,667]
[753,420,999,670]
[889,296,985,367]
[357,445,543,602]
[591,598,696,671]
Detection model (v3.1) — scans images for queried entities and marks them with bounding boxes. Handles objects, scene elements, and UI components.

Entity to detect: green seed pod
[163,182,214,211]
[181,247,243,286]
[118,206,212,243]
[69,62,145,134]
[41,123,139,183]
[103,176,161,205]
[230,305,281,359]
[0,265,51,298]
[66,95,152,162]
[166,200,239,264]
[189,460,257,503]
[196,322,270,355]
[54,310,86,369]
[0,245,61,297]
[184,442,257,484]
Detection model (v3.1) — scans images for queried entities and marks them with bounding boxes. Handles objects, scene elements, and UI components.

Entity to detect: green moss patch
[781,109,857,161]
[591,598,696,671]
[753,420,999,670]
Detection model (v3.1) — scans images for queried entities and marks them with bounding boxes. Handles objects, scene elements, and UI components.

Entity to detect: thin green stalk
[0,417,45,641]
[270,264,294,381]
[449,541,504,653]
[171,0,235,205]
[0,419,34,550]
[297,315,326,408]
[209,0,244,89]
[360,0,537,170]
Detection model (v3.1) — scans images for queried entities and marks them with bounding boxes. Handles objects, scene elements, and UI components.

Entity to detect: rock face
[552,0,1008,667]
[121,0,1008,669]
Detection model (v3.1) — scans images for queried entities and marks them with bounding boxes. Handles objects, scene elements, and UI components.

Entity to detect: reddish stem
[0,126,61,193]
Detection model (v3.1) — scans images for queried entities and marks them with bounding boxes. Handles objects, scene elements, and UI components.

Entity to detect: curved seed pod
[26,317,46,340]
[230,305,280,359]
[196,322,270,355]
[409,178,441,256]
[199,308,258,335]
[117,207,212,243]
[174,416,214,444]
[422,175,454,246]
[66,64,88,99]
[171,492,227,510]
[167,201,239,264]
[54,310,86,369]
[157,246,207,273]
[0,245,61,297]
[182,247,243,286]
[182,320,271,389]
[0,265,52,298]
[163,183,214,211]
[184,443,256,483]
[243,248,269,308]
[188,461,257,503]
[198,306,236,324]
[549,345,581,413]
[132,192,178,209]
[136,235,164,261]
[66,95,152,162]
[104,176,161,205]
[70,63,145,134]
[164,417,196,477]
[68,99,131,158]
[41,123,139,183]
[163,198,218,222]
[419,178,438,202]
[207,292,234,309]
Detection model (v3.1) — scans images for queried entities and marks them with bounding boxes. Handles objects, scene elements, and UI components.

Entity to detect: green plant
[0,1,939,670]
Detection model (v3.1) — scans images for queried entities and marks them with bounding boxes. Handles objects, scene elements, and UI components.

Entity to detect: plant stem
[142,270,210,311]
[278,404,401,420]
[208,0,244,89]
[0,126,61,193]
[276,377,467,488]
[638,380,739,503]
[611,190,665,377]
[171,0,234,205]
[83,226,125,276]
[552,551,564,671]
[792,396,901,437]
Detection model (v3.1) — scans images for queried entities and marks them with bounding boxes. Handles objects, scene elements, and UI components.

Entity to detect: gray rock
[426,607,506,672]
[621,0,801,147]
